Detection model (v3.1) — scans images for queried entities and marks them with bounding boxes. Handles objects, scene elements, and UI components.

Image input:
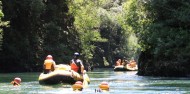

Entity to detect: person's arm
[54,61,56,67]
[79,60,84,74]
[125,60,130,64]
[51,61,56,71]
[43,61,46,70]
[53,61,56,66]
[43,64,45,70]
[70,59,74,65]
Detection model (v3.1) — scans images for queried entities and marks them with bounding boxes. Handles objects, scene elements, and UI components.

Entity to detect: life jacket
[129,61,136,68]
[44,59,54,70]
[70,59,81,73]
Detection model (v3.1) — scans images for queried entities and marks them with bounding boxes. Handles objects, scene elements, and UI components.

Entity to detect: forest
[0,0,190,77]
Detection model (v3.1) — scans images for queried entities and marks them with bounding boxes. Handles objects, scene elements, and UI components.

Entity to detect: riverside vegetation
[0,0,190,77]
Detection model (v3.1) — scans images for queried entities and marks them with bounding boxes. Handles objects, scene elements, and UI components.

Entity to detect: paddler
[70,52,84,74]
[129,59,137,68]
[70,52,90,88]
[43,55,56,74]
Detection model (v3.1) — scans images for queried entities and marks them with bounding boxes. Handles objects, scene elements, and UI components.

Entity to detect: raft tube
[38,64,83,85]
[114,65,127,71]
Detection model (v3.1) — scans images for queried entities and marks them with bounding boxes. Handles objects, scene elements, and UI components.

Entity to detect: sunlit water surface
[0,68,190,94]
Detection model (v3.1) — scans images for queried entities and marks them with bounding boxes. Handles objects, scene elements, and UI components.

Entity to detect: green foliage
[68,0,108,63]
[0,0,143,72]
[120,0,142,60]
[0,0,46,72]
[103,57,109,66]
[5,0,190,73]
[69,0,137,66]
[137,0,190,62]
[0,0,75,72]
[123,0,190,76]
[0,1,9,51]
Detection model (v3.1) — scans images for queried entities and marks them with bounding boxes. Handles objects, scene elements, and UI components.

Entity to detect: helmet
[74,52,80,56]
[14,77,21,84]
[46,55,53,59]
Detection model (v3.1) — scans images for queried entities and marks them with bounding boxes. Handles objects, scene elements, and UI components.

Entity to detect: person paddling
[70,52,84,74]
[70,52,90,88]
[43,55,56,74]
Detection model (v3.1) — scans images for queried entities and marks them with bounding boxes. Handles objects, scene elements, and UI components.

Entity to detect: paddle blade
[83,74,90,88]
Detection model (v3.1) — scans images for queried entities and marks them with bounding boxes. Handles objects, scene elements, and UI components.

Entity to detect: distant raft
[126,63,138,71]
[38,64,90,85]
[114,65,127,71]
[114,64,138,71]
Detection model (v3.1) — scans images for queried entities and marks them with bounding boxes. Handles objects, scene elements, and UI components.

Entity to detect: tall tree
[0,1,9,51]
[41,0,77,64]
[1,0,76,72]
[1,0,45,72]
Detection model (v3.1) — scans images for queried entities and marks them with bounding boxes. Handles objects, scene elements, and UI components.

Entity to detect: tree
[0,0,75,72]
[0,1,9,51]
[123,0,190,76]
[68,0,107,66]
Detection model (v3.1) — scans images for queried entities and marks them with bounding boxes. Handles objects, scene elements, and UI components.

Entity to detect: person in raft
[122,57,129,66]
[70,52,84,74]
[129,59,137,68]
[43,55,56,74]
[115,59,122,66]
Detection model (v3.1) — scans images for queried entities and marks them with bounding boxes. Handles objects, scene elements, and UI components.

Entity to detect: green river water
[0,68,190,94]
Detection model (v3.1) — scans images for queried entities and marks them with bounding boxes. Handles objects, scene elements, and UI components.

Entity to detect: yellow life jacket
[44,60,54,70]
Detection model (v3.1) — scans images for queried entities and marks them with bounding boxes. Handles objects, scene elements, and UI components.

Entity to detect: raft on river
[114,64,138,71]
[38,64,90,85]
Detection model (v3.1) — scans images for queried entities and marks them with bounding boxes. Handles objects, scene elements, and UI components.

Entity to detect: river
[0,68,190,94]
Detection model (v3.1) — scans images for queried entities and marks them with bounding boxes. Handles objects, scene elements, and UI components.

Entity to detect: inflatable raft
[38,64,90,85]
[126,64,138,71]
[114,64,138,71]
[114,65,127,71]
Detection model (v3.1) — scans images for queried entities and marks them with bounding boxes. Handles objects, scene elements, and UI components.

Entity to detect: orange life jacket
[70,62,79,72]
[44,60,54,70]
[129,61,136,68]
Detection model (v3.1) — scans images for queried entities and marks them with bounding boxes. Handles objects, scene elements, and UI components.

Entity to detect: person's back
[43,55,56,74]
[44,59,54,70]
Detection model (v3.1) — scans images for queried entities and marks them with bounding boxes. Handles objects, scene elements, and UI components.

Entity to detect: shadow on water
[0,68,190,94]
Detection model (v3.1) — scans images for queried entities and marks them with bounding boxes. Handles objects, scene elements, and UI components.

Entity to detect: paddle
[82,70,89,88]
